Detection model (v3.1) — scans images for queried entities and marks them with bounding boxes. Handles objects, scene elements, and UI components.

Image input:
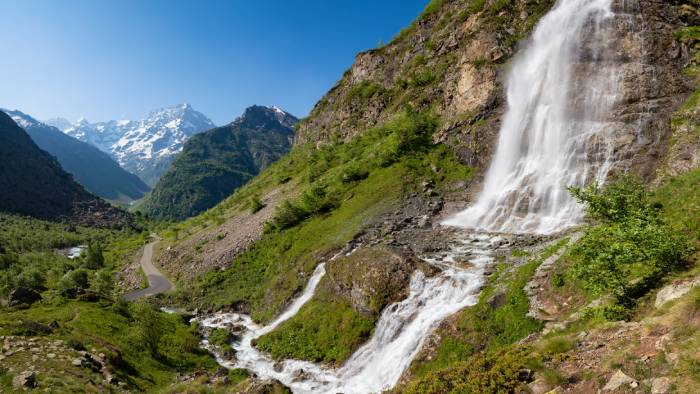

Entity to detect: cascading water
[199,235,500,394]
[444,0,619,234]
[199,0,626,392]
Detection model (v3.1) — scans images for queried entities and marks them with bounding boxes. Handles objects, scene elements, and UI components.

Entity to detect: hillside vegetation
[141,106,297,221]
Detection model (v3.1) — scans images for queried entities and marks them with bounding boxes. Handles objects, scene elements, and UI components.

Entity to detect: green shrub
[83,242,105,269]
[567,176,694,314]
[346,81,385,103]
[249,195,265,213]
[403,348,531,394]
[132,301,165,356]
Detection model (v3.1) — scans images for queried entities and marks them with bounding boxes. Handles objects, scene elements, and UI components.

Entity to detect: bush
[83,242,105,269]
[567,176,694,314]
[403,348,531,394]
[249,195,265,214]
[131,301,165,356]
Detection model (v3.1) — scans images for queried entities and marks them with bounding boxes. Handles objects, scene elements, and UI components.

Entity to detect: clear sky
[0,0,428,124]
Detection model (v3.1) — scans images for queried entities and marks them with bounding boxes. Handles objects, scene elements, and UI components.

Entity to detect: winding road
[123,237,174,301]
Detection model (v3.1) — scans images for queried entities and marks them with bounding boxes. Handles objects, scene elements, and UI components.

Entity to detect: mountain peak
[2,109,40,130]
[236,105,298,130]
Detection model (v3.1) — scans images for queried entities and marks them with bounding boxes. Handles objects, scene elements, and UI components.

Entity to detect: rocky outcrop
[8,287,42,306]
[321,246,438,317]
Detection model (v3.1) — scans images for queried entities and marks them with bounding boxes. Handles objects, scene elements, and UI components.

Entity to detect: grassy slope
[0,301,216,392]
[168,111,474,324]
[0,214,219,392]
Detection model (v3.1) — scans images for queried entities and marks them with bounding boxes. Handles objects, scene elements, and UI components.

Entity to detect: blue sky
[0,0,428,124]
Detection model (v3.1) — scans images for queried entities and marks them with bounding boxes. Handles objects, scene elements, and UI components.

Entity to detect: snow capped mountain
[60,104,215,186]
[43,117,73,131]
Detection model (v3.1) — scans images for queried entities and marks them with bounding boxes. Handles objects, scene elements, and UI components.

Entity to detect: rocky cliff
[297,0,696,184]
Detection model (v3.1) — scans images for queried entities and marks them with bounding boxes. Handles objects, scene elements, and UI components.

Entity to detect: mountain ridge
[140,105,297,220]
[3,109,150,203]
[0,111,132,227]
[55,104,215,186]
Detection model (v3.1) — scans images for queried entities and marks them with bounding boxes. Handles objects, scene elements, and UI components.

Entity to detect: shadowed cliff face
[0,112,133,228]
[296,0,694,188]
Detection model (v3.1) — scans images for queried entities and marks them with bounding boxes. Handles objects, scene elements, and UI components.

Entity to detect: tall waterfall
[199,1,628,392]
[444,0,618,234]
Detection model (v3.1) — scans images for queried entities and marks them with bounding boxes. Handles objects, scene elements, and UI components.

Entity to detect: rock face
[296,0,695,189]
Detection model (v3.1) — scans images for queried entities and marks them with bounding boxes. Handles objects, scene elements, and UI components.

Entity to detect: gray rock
[12,371,37,389]
[603,370,637,391]
[655,278,700,308]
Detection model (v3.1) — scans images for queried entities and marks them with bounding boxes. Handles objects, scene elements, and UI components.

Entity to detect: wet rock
[9,287,42,306]
[12,371,37,389]
[603,370,638,391]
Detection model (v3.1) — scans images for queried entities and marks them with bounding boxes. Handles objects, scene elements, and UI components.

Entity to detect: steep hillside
[140,0,700,392]
[4,110,150,203]
[59,104,215,186]
[0,112,132,228]
[140,106,297,221]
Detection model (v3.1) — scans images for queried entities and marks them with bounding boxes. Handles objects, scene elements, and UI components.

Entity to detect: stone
[71,358,83,367]
[528,378,552,394]
[654,278,700,308]
[603,370,637,391]
[651,377,671,394]
[8,287,42,306]
[12,371,37,389]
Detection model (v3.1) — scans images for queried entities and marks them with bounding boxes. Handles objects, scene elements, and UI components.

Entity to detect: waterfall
[444,0,618,234]
[199,0,628,392]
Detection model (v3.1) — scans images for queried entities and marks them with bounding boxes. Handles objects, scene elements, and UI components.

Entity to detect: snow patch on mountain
[60,104,215,186]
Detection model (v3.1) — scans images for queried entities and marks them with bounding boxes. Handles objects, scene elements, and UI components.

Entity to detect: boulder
[12,371,37,389]
[9,287,42,306]
[655,278,700,308]
[603,370,638,391]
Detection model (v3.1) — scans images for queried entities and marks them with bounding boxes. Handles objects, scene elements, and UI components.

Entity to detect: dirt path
[123,237,173,301]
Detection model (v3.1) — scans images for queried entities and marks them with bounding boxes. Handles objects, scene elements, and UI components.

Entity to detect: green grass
[254,291,374,365]
[0,300,216,392]
[654,168,700,240]
[181,163,407,322]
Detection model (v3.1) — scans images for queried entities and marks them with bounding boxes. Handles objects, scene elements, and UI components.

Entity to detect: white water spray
[444,0,618,234]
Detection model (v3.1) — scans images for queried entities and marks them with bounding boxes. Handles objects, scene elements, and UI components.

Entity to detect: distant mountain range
[141,105,297,220]
[0,111,131,227]
[4,110,150,203]
[47,104,215,186]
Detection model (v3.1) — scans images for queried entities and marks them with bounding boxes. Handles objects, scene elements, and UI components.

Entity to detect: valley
[0,0,699,393]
